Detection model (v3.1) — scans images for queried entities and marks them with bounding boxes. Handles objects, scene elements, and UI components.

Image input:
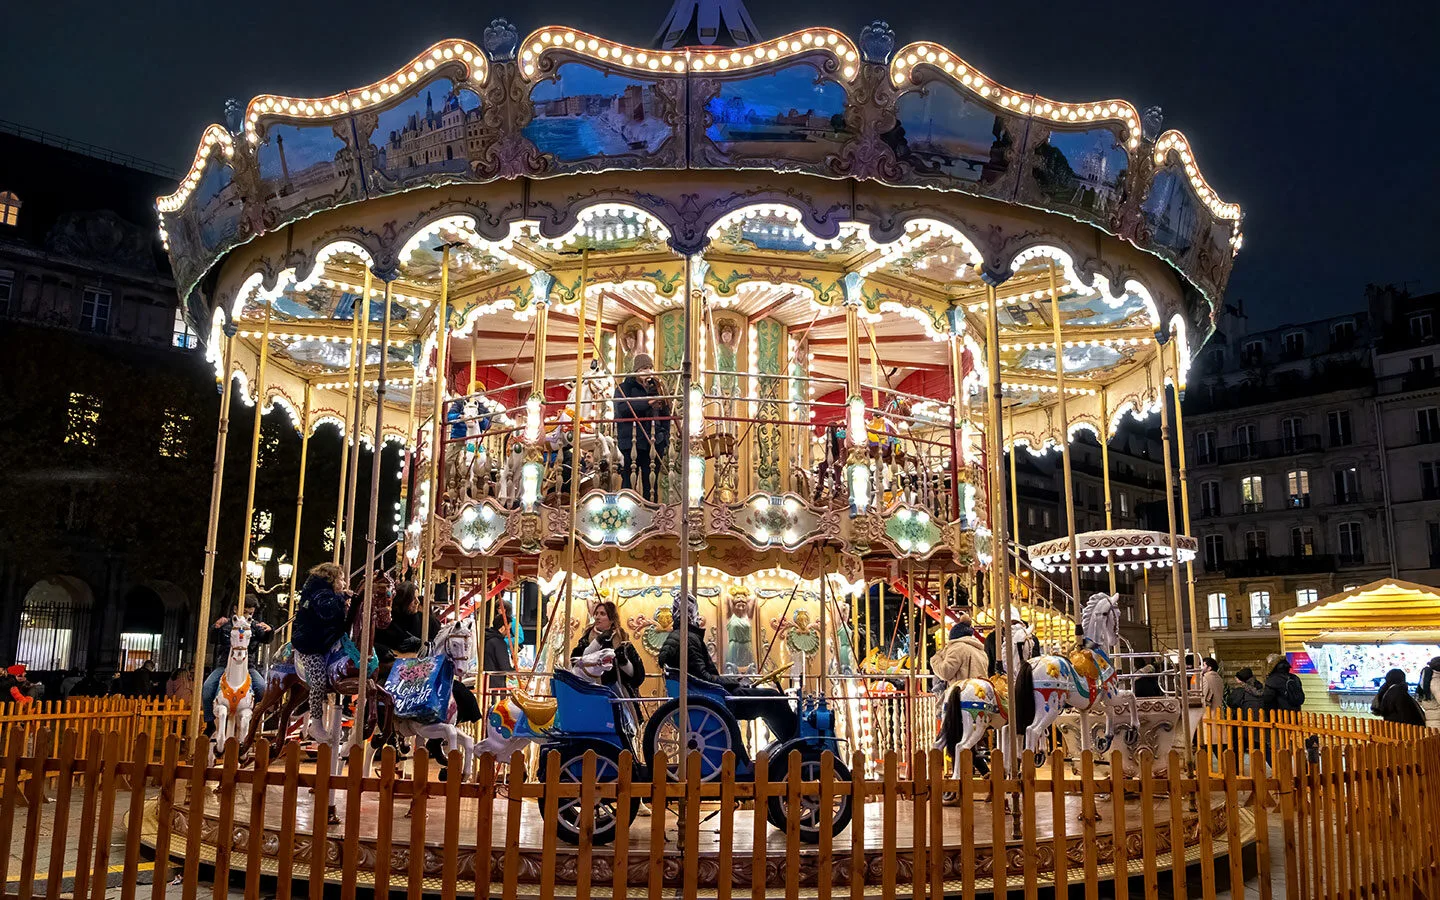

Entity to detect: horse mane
[1081,592,1117,649]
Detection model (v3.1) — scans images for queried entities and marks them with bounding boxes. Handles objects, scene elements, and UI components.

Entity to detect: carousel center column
[519,270,555,658]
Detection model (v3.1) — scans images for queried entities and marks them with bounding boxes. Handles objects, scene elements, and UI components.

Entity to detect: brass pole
[354,280,393,750]
[1170,340,1202,658]
[188,323,237,745]
[985,282,1019,777]
[422,248,452,646]
[531,289,549,649]
[677,254,697,753]
[1158,339,1195,771]
[560,249,590,664]
[333,284,362,564]
[286,381,313,637]
[1048,260,1081,623]
[398,356,420,575]
[1099,387,1117,594]
[238,298,273,611]
[342,274,373,576]
[1008,402,1020,560]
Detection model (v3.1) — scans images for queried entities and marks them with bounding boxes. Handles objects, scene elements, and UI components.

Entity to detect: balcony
[1333,491,1366,505]
[1199,505,1221,518]
[1287,494,1312,509]
[1424,484,1440,500]
[1241,501,1264,514]
[1214,434,1323,464]
[1418,428,1440,445]
[1221,554,1337,578]
[1338,553,1366,567]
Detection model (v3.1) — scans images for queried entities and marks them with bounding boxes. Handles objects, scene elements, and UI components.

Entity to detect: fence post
[850,750,867,900]
[0,725,25,891]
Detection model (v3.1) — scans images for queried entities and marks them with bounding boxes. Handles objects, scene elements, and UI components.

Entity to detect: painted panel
[754,319,784,493]
[1029,127,1129,223]
[891,83,1019,188]
[698,63,849,168]
[1142,166,1203,256]
[193,163,244,254]
[361,79,483,194]
[525,63,678,166]
[256,121,358,219]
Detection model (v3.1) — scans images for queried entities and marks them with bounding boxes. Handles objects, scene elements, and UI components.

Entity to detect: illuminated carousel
[152,4,1244,893]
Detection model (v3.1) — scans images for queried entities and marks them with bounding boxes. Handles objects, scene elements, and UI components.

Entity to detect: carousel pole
[677,253,698,755]
[949,334,966,522]
[1047,260,1082,624]
[188,321,238,745]
[422,246,453,647]
[343,276,373,576]
[398,355,420,576]
[1169,340,1202,659]
[984,281,1019,781]
[285,381,313,637]
[560,249,590,663]
[353,278,393,751]
[1158,336,1196,771]
[1099,387,1117,595]
[237,298,273,612]
[1007,402,1020,564]
[333,282,363,564]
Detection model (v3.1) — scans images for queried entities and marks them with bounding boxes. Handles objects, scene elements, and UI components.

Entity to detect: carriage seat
[661,667,732,705]
[552,668,615,697]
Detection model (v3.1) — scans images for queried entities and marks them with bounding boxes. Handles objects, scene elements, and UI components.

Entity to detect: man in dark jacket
[203,596,274,726]
[1262,659,1305,713]
[1372,668,1426,726]
[656,596,797,742]
[481,606,515,694]
[1228,668,1265,713]
[614,354,666,501]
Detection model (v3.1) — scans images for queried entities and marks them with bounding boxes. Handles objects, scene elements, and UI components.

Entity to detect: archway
[17,576,94,671]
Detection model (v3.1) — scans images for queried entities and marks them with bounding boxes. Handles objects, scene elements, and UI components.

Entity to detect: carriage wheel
[765,751,853,843]
[641,697,742,781]
[537,743,638,846]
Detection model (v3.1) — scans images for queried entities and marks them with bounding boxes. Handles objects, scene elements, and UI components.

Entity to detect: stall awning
[1272,579,1440,652]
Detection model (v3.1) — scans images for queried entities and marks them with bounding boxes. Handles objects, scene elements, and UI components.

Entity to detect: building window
[1200,480,1221,516]
[1234,424,1258,457]
[1280,416,1304,453]
[1204,534,1226,571]
[1331,320,1356,347]
[1327,410,1353,447]
[80,288,111,333]
[1410,313,1434,342]
[1242,339,1263,366]
[1027,507,1036,526]
[0,191,19,227]
[64,392,101,446]
[1206,592,1229,630]
[1430,523,1440,568]
[1042,509,1052,529]
[1282,331,1305,358]
[1296,588,1319,607]
[0,269,12,316]
[160,409,191,458]
[1418,408,1440,443]
[1291,526,1315,557]
[171,307,199,349]
[1241,474,1264,513]
[1249,590,1272,628]
[1333,466,1361,504]
[1338,521,1364,565]
[1118,492,1129,516]
[1422,461,1440,500]
[1196,430,1216,465]
[1411,355,1434,372]
[1244,529,1268,560]
[1286,469,1310,507]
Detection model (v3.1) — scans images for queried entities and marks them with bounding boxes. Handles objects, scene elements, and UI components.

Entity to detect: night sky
[2,1,1434,327]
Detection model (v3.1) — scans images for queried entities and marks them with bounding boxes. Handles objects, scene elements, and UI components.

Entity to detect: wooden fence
[0,697,188,772]
[0,711,1435,900]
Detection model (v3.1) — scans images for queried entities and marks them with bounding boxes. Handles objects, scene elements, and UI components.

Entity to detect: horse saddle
[512,690,558,731]
[1069,649,1102,681]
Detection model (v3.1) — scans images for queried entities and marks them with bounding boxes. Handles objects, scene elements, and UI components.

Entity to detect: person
[570,600,646,695]
[1,665,41,704]
[202,596,274,727]
[1372,668,1426,726]
[614,354,666,501]
[1261,658,1305,713]
[1227,667,1265,713]
[931,613,986,693]
[60,668,83,699]
[291,563,355,742]
[1133,664,1165,698]
[68,670,106,698]
[481,606,515,695]
[124,660,158,697]
[166,668,193,699]
[657,595,798,742]
[374,581,437,659]
[1199,658,1225,711]
[1417,656,1440,729]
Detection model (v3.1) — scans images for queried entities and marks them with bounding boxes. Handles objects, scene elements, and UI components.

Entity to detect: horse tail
[941,685,964,751]
[1014,661,1036,732]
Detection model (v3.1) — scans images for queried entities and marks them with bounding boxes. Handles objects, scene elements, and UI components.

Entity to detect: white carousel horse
[1012,592,1123,766]
[548,384,624,492]
[476,648,616,758]
[935,676,1006,780]
[212,615,256,761]
[382,619,480,782]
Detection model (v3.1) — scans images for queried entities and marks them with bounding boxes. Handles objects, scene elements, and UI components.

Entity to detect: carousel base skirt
[144,785,1253,896]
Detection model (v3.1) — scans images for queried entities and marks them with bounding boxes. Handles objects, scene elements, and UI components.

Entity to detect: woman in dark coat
[291,563,354,742]
[1372,668,1427,726]
[571,600,646,695]
[374,581,439,658]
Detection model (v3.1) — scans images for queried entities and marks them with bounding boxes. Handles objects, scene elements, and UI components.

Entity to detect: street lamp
[247,545,295,605]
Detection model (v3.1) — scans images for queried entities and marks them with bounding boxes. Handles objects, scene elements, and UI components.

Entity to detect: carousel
[154,2,1243,891]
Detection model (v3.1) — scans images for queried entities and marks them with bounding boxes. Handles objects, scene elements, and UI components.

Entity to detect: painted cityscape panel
[366,79,483,192]
[1142,167,1201,256]
[891,84,1015,184]
[1032,127,1129,218]
[703,63,848,164]
[525,63,673,163]
[256,121,355,216]
[192,162,243,254]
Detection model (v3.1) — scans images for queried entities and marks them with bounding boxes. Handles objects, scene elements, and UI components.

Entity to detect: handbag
[385,655,455,725]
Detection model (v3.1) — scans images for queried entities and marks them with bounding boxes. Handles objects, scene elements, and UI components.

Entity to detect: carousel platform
[143,777,1253,897]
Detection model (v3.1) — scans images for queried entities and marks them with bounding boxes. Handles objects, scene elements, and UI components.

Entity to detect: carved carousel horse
[376,619,480,783]
[544,383,623,495]
[1012,592,1123,767]
[212,614,256,762]
[936,676,1007,786]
